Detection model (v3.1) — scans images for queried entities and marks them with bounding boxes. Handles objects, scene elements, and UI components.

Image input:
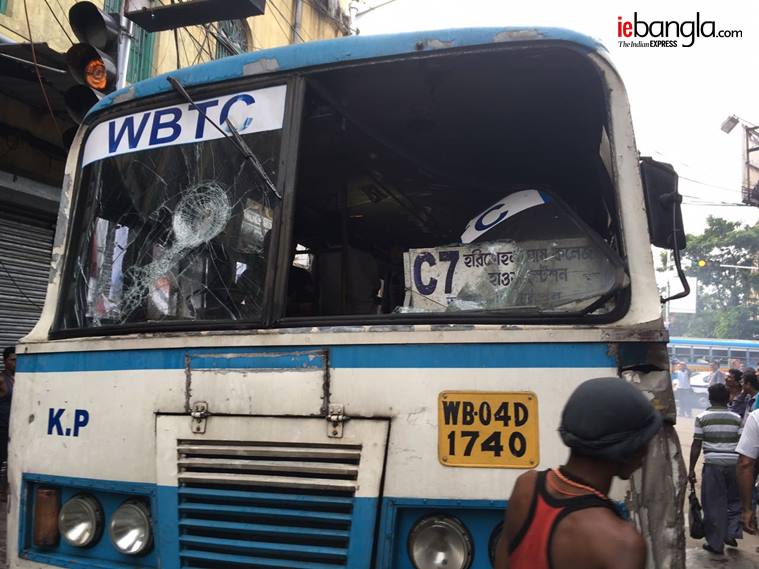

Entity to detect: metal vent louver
[177,439,361,568]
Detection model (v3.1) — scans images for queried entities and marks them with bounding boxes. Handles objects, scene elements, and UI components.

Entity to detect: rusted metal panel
[619,342,686,569]
[628,424,687,569]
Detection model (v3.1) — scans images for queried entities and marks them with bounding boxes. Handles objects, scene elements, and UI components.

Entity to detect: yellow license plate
[438,391,539,468]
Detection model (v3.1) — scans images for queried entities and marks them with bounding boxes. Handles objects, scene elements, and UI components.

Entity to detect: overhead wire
[191,26,211,65]
[0,258,42,309]
[150,0,228,63]
[41,0,74,45]
[0,22,30,41]
[269,0,310,42]
[175,27,193,66]
[170,0,181,68]
[300,0,351,34]
[204,23,242,56]
[268,5,293,43]
[679,175,744,195]
[51,0,73,33]
[0,51,65,72]
[650,150,748,196]
[355,0,401,16]
[680,194,751,207]
[22,0,64,145]
[181,26,214,62]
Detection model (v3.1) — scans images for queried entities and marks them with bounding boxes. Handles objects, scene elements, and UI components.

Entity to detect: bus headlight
[109,500,152,555]
[489,521,504,565]
[58,494,103,547]
[408,515,473,569]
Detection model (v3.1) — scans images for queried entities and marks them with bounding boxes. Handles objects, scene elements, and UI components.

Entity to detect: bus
[9,28,685,569]
[669,337,759,371]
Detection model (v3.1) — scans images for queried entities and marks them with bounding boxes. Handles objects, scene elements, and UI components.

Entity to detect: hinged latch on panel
[190,401,210,434]
[327,403,348,438]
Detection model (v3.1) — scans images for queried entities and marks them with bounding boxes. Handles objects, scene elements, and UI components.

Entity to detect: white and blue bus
[10,28,686,569]
[669,337,759,371]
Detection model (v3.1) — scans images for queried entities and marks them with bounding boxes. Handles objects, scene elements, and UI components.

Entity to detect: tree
[668,216,759,340]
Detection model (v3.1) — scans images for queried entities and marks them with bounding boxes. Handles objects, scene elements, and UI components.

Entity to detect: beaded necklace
[548,467,611,502]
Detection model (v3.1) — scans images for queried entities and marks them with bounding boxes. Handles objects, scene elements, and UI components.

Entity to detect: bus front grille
[176,439,361,568]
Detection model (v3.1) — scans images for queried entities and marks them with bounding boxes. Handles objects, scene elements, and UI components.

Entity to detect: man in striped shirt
[689,383,743,554]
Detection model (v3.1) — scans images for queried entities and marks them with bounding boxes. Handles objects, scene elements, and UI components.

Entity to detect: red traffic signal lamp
[65,1,122,122]
[66,43,116,91]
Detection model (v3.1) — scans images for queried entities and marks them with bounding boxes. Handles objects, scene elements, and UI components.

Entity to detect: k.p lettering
[47,408,90,437]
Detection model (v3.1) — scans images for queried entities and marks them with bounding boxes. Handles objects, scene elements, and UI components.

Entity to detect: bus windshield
[58,87,285,328]
[58,45,629,332]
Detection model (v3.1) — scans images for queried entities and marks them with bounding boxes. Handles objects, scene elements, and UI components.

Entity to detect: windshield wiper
[167,76,282,199]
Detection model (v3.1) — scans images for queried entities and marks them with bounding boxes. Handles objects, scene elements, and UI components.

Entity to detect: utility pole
[116,7,133,90]
[720,114,759,206]
[292,0,303,43]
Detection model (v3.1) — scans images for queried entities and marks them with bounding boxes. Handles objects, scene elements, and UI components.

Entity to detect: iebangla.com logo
[617,13,743,47]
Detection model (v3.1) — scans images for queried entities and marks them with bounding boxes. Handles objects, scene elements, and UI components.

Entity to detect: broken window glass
[286,46,629,320]
[400,191,627,314]
[58,125,281,329]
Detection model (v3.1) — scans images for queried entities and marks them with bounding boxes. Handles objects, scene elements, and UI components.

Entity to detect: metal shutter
[0,206,55,351]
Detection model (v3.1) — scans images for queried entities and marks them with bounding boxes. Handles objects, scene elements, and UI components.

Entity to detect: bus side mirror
[640,157,686,250]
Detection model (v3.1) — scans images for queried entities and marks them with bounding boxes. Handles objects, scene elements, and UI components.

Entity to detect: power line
[204,23,242,56]
[300,0,351,34]
[0,258,42,309]
[50,0,73,33]
[181,26,213,63]
[150,0,230,63]
[679,175,743,195]
[191,26,211,65]
[269,0,309,42]
[171,0,182,68]
[268,4,293,43]
[0,51,65,72]
[41,0,74,45]
[22,0,64,145]
[680,195,752,207]
[355,0,400,16]
[176,26,192,66]
[683,202,752,207]
[0,22,30,41]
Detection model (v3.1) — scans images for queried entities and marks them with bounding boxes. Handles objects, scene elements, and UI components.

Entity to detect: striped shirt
[694,406,742,465]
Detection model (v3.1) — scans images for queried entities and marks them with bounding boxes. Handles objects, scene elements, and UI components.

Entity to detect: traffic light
[697,259,708,268]
[65,1,121,123]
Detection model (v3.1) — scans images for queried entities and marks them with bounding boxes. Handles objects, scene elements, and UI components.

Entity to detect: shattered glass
[59,128,281,329]
[400,193,628,314]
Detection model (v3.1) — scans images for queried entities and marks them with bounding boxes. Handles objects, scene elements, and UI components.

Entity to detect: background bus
[669,337,759,371]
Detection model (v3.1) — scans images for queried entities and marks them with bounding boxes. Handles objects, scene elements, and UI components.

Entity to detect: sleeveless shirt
[508,470,621,569]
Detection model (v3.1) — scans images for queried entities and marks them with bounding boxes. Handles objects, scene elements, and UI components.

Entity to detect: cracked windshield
[60,48,631,330]
[58,86,284,328]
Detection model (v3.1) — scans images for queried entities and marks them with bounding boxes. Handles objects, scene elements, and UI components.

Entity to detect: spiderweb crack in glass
[120,182,231,320]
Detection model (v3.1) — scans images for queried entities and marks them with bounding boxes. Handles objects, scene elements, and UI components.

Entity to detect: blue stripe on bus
[92,27,603,115]
[19,473,507,569]
[330,343,613,368]
[17,347,326,373]
[670,337,759,349]
[17,343,615,373]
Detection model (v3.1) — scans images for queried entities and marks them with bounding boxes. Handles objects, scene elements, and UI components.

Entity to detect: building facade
[0,0,350,353]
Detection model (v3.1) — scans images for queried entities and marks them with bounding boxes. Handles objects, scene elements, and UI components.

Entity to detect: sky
[353,0,759,236]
